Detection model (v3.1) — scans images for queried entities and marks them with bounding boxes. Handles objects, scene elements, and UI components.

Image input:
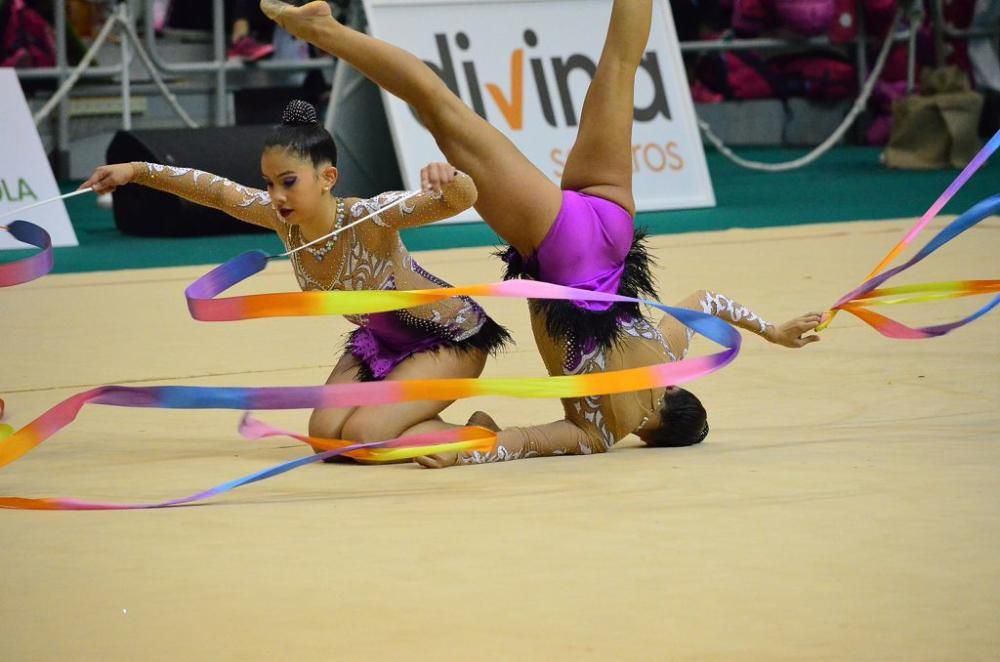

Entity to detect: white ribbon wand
[279,189,422,258]
[0,188,94,223]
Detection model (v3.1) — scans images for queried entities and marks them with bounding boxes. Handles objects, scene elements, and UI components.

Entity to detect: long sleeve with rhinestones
[354,172,477,230]
[657,289,775,362]
[693,290,773,335]
[130,162,278,230]
[458,420,597,464]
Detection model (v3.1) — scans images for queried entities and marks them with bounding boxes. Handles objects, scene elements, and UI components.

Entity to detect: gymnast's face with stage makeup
[259,101,340,237]
[260,147,338,230]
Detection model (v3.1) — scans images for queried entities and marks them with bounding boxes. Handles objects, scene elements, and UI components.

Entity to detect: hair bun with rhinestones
[282,100,319,126]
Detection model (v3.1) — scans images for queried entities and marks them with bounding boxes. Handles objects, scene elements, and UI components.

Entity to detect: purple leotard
[348,304,508,381]
[500,190,658,352]
[510,191,634,312]
[346,264,509,382]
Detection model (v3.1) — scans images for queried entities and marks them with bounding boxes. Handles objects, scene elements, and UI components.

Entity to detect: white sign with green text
[363,0,715,221]
[0,68,78,249]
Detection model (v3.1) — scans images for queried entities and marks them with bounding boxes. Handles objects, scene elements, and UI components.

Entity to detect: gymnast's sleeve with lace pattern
[660,289,776,360]
[350,171,477,231]
[458,419,599,464]
[693,290,774,336]
[130,162,279,230]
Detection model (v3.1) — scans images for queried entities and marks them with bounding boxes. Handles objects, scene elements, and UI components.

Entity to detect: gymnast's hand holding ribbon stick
[817,130,1000,339]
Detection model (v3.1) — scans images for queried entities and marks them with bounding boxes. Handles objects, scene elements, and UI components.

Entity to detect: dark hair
[645,387,709,447]
[263,100,338,168]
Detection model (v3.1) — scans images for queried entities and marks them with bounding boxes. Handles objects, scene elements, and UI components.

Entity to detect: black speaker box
[107,126,274,237]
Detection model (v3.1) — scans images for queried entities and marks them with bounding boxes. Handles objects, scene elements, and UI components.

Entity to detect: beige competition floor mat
[1,217,998,661]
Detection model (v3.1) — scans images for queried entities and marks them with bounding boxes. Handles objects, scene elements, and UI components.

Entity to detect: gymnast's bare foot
[260,0,331,31]
[467,410,501,433]
[414,411,500,468]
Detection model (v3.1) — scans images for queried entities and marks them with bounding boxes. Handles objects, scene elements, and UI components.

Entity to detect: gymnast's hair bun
[282,99,319,126]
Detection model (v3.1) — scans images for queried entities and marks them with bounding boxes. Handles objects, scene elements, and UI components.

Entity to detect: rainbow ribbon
[820,130,1000,337]
[1,267,740,509]
[236,413,491,461]
[0,425,496,511]
[0,221,53,287]
[826,194,1000,338]
[5,126,997,507]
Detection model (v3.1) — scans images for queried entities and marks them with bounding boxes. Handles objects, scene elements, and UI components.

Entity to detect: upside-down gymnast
[81,100,511,450]
[262,0,822,466]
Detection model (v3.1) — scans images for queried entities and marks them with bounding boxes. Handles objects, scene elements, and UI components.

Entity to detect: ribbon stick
[0,221,54,287]
[281,190,421,257]
[819,130,1000,334]
[0,188,92,222]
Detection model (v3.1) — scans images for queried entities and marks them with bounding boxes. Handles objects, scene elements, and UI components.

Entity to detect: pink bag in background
[1,0,57,68]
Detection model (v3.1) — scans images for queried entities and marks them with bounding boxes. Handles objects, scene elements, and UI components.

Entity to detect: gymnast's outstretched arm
[659,289,823,360]
[415,419,597,468]
[80,162,278,230]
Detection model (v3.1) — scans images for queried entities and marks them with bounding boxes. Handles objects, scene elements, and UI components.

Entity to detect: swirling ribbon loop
[0,220,53,287]
[1,262,741,509]
[12,131,996,509]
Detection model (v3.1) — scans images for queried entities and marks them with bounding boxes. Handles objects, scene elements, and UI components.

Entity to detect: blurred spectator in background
[227,0,274,60]
[1,0,89,67]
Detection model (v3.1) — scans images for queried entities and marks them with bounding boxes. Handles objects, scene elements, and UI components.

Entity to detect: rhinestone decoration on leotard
[300,197,346,261]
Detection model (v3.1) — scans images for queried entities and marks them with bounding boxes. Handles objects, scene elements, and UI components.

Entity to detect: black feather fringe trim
[495,228,658,352]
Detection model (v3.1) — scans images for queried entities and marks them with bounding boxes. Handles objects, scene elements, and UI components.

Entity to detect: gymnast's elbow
[442,171,478,212]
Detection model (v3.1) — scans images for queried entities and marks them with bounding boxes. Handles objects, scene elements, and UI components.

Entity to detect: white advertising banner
[362,0,715,221]
[0,68,78,249]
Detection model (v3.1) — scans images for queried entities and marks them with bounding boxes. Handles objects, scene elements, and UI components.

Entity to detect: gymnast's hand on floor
[414,452,461,469]
[80,164,136,195]
[766,313,823,348]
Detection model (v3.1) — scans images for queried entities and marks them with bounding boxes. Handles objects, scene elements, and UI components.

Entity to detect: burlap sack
[883,66,984,169]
